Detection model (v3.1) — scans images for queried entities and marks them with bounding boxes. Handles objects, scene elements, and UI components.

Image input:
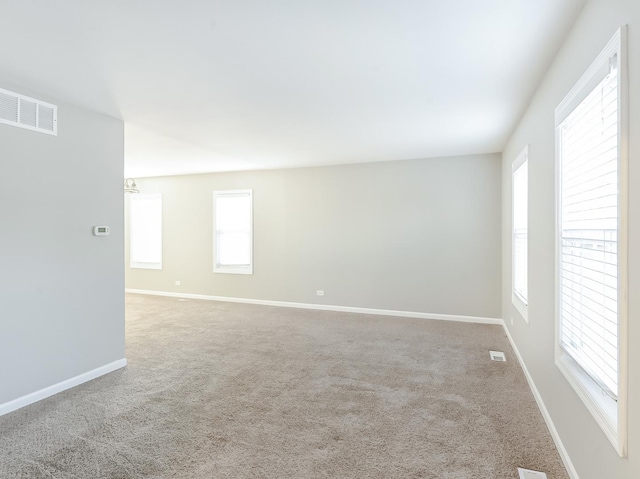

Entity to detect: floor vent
[518,468,548,479]
[489,350,506,361]
[0,87,57,135]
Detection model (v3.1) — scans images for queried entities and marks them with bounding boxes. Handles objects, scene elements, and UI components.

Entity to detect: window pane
[218,231,251,265]
[513,157,528,304]
[215,191,252,271]
[130,194,162,268]
[559,65,618,397]
[217,196,251,231]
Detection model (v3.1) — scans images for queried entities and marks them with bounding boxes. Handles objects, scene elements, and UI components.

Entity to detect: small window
[512,146,529,320]
[130,194,162,270]
[214,190,253,274]
[555,27,627,456]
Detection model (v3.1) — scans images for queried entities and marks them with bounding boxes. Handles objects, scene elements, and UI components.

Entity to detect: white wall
[502,1,639,477]
[0,82,125,406]
[126,154,502,319]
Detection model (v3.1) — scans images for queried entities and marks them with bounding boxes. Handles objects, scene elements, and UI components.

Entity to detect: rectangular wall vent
[518,468,548,479]
[0,87,57,135]
[490,350,506,362]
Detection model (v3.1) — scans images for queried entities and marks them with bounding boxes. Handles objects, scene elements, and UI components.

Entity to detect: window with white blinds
[558,54,619,397]
[130,194,163,270]
[555,27,627,455]
[214,190,253,274]
[512,147,528,316]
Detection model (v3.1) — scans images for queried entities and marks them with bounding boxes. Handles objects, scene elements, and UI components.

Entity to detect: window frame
[554,27,628,457]
[129,193,163,270]
[213,189,253,275]
[512,145,529,322]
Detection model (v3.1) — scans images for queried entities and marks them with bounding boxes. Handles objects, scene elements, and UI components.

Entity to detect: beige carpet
[0,294,569,478]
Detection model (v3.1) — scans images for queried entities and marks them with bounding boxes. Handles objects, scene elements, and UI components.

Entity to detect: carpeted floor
[0,294,569,478]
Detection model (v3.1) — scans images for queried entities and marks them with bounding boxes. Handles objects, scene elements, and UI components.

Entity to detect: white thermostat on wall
[93,226,111,236]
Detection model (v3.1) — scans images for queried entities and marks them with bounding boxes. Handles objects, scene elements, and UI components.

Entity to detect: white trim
[215,265,253,275]
[512,145,529,171]
[504,326,580,479]
[512,293,528,323]
[616,23,629,460]
[130,262,162,270]
[0,358,127,417]
[553,26,627,457]
[125,289,503,325]
[554,28,621,127]
[556,354,618,444]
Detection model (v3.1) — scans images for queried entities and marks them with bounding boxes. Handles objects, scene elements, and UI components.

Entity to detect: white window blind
[130,194,163,270]
[558,53,619,398]
[214,190,253,274]
[513,150,528,308]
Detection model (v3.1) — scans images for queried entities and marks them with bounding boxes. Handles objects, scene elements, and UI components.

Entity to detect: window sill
[511,293,528,323]
[555,352,624,456]
[131,262,162,270]
[215,266,253,275]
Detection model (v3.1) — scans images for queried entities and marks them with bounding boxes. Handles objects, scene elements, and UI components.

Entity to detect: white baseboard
[0,358,127,417]
[503,326,579,479]
[125,288,503,325]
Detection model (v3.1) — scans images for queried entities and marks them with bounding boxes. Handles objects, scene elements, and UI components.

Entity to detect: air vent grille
[0,87,57,135]
[0,91,18,123]
[38,104,55,131]
[19,99,37,127]
[490,350,506,362]
[518,468,548,479]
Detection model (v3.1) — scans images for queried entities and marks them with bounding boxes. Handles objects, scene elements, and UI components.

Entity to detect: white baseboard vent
[0,358,127,417]
[0,87,57,135]
[490,350,506,361]
[518,468,548,479]
[125,289,503,325]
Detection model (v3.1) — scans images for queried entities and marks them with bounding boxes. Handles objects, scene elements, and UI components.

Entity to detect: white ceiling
[0,0,585,177]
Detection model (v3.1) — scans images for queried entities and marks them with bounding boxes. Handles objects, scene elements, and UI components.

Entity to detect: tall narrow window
[130,194,162,270]
[555,28,627,455]
[512,146,529,320]
[214,190,253,274]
